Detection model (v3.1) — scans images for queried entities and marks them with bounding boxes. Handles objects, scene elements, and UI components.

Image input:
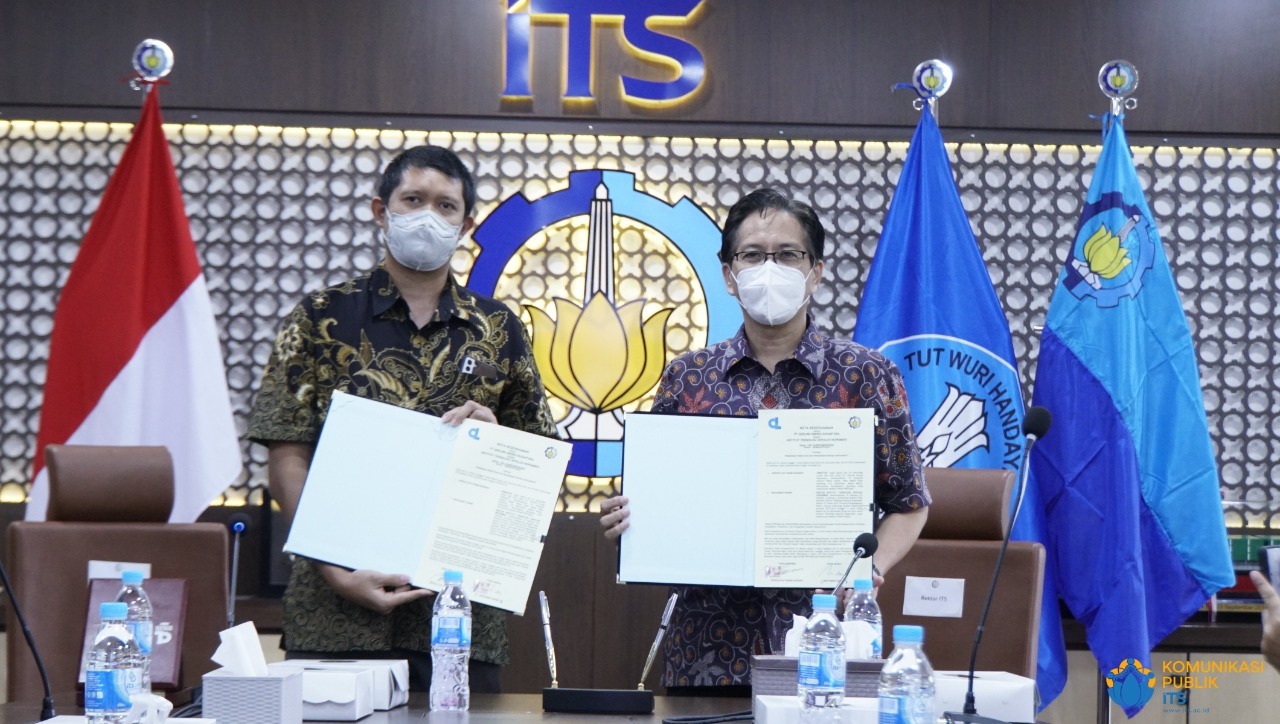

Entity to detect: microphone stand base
[943,712,1009,724]
[542,687,655,714]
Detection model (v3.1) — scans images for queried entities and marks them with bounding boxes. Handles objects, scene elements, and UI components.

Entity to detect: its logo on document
[469,170,732,483]
[544,447,558,459]
[1105,657,1156,711]
[877,338,1025,476]
[468,428,481,440]
[1063,192,1157,307]
[768,417,782,430]
[847,417,861,429]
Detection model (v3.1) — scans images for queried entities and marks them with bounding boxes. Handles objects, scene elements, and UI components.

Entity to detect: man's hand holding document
[285,391,570,614]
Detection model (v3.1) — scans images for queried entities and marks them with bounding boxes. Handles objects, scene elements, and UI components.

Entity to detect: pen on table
[638,592,678,690]
[538,590,558,688]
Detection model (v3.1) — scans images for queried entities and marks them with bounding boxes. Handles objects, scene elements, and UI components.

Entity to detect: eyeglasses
[731,249,812,267]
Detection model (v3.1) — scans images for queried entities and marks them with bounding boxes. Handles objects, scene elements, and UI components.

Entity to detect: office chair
[5,444,228,701]
[876,467,1045,679]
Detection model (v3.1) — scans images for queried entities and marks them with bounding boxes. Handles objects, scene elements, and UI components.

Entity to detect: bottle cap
[122,570,145,586]
[892,625,924,644]
[443,569,463,585]
[853,578,873,591]
[812,593,837,610]
[100,602,128,620]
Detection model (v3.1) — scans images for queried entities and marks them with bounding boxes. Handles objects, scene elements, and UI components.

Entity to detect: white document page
[285,391,455,578]
[415,419,571,615]
[285,391,571,614]
[618,412,757,586]
[754,408,876,587]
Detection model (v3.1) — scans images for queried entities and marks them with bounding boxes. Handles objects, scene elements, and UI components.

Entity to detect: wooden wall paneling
[3,1,1278,134]
[503,512,671,694]
[590,523,671,692]
[503,513,599,693]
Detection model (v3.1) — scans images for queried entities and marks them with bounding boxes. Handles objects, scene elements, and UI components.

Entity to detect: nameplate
[902,576,964,618]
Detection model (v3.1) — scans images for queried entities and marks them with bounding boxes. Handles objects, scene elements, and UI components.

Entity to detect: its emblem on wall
[469,170,736,482]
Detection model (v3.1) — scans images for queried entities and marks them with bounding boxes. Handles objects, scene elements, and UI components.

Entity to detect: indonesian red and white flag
[28,85,241,522]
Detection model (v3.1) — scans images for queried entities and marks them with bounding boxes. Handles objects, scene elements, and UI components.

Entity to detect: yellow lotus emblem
[527,292,673,413]
[1082,224,1132,279]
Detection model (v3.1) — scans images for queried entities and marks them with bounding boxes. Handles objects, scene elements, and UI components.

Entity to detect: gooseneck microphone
[945,406,1051,724]
[832,532,879,595]
[853,531,879,560]
[226,512,253,628]
[0,555,55,719]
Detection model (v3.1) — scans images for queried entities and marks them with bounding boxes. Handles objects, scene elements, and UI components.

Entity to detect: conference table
[0,693,754,722]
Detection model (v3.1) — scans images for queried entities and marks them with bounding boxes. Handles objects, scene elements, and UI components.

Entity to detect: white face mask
[382,208,462,272]
[731,261,813,326]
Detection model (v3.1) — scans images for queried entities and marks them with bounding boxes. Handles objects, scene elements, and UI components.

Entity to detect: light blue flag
[854,106,1025,476]
[1015,115,1234,716]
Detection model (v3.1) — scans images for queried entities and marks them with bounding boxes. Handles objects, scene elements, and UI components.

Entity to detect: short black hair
[718,188,825,263]
[376,145,477,217]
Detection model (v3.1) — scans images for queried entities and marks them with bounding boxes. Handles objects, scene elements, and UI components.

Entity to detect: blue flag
[854,106,1025,476]
[1015,115,1234,715]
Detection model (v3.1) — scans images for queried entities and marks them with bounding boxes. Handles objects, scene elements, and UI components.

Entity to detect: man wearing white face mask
[600,188,930,695]
[248,146,556,692]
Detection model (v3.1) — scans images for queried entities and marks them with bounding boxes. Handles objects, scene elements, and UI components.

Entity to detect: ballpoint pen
[538,590,558,688]
[637,592,678,690]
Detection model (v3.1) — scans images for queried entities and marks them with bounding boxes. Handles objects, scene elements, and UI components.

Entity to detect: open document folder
[618,409,876,588]
[284,391,571,614]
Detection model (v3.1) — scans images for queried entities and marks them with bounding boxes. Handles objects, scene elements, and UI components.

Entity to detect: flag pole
[1097,60,1139,119]
[129,38,175,94]
[1090,60,1138,724]
[909,59,953,121]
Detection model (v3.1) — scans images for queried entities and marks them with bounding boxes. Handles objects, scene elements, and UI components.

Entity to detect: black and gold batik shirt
[247,265,557,664]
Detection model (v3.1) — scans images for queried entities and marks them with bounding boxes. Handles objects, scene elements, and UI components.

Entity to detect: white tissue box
[751,655,883,698]
[282,658,410,710]
[783,615,879,660]
[269,662,375,721]
[203,665,303,724]
[753,695,879,723]
[936,671,1036,723]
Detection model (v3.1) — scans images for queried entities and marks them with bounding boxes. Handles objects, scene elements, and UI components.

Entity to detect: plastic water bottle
[116,570,153,692]
[844,578,883,658]
[85,602,142,724]
[430,569,471,711]
[877,625,936,724]
[798,593,844,720]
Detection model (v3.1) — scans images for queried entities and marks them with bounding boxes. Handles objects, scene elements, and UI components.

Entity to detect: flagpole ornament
[130,39,174,90]
[911,59,953,116]
[1098,60,1138,115]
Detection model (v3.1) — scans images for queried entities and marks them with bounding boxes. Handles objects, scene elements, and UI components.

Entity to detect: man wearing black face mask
[247,145,556,692]
[600,188,930,695]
